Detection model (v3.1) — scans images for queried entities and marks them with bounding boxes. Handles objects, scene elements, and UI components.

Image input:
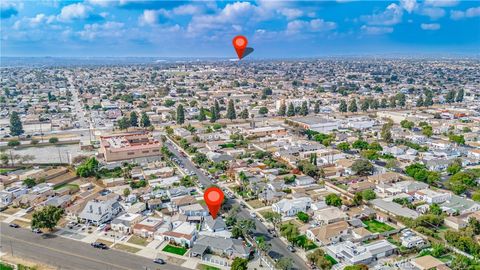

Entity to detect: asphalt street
[165,139,308,270]
[0,223,189,270]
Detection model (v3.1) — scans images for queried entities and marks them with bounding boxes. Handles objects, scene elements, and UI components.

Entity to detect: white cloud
[58,3,92,21]
[12,13,55,30]
[286,19,337,35]
[279,8,303,20]
[424,0,459,7]
[139,9,170,26]
[360,25,394,35]
[421,23,440,30]
[420,7,445,20]
[86,0,112,7]
[187,2,261,34]
[400,0,417,13]
[78,21,124,40]
[173,4,203,16]
[450,7,480,20]
[362,3,403,26]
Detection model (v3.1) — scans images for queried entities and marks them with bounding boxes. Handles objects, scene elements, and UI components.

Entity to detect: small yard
[113,243,141,253]
[246,199,267,209]
[127,235,149,246]
[53,183,79,191]
[295,235,318,250]
[324,254,338,265]
[363,220,395,233]
[163,244,188,256]
[197,264,221,270]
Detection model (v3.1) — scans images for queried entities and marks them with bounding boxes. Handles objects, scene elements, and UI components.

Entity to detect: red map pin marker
[204,186,224,219]
[232,35,248,60]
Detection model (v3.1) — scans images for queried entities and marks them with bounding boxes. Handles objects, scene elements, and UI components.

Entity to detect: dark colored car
[91,242,108,249]
[287,245,296,252]
[9,223,20,228]
[153,258,166,264]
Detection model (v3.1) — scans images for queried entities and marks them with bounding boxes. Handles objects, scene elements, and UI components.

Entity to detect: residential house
[133,217,163,238]
[313,207,348,225]
[306,220,349,246]
[79,196,122,226]
[111,213,143,234]
[190,235,250,259]
[326,240,396,265]
[272,197,312,217]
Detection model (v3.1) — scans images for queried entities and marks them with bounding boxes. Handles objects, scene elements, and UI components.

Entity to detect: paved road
[0,224,188,270]
[165,139,308,270]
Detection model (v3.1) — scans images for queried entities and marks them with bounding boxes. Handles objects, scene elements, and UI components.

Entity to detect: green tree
[193,153,208,165]
[389,96,397,108]
[424,89,434,106]
[259,107,268,115]
[296,211,309,223]
[300,101,309,116]
[214,99,221,120]
[140,112,151,127]
[23,178,36,188]
[422,125,433,137]
[445,90,456,103]
[348,99,357,113]
[447,159,462,175]
[9,111,24,136]
[210,105,217,123]
[117,116,130,130]
[400,120,414,130]
[129,111,138,127]
[352,140,369,150]
[362,189,376,200]
[123,188,131,197]
[339,100,347,113]
[314,100,320,114]
[416,95,424,107]
[352,159,374,176]
[380,98,388,108]
[337,142,350,152]
[456,89,464,102]
[239,108,248,119]
[278,102,286,116]
[7,140,20,147]
[263,211,282,231]
[31,206,64,231]
[76,157,99,178]
[275,258,293,270]
[287,103,295,117]
[325,193,342,207]
[49,137,59,144]
[449,134,465,145]
[231,257,249,270]
[361,99,369,112]
[396,93,406,107]
[307,249,332,270]
[176,104,185,124]
[280,222,299,243]
[227,99,236,120]
[198,107,207,121]
[381,122,393,142]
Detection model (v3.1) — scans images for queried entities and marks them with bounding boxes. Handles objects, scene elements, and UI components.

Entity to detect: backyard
[363,219,395,233]
[163,244,188,256]
[296,235,318,250]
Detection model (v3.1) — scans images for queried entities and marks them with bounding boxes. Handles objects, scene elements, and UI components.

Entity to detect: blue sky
[1,0,479,58]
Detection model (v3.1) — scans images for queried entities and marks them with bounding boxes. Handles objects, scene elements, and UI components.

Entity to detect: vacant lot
[363,220,394,233]
[113,243,141,253]
[246,199,267,209]
[162,245,187,256]
[127,235,149,246]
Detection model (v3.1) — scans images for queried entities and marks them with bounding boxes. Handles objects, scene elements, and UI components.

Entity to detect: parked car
[9,223,19,228]
[153,258,166,264]
[32,228,42,234]
[91,242,108,249]
[287,245,296,252]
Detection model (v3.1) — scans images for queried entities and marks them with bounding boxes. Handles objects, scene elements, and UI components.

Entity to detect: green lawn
[163,244,188,256]
[53,183,79,190]
[296,235,318,250]
[324,254,338,265]
[0,263,13,270]
[363,220,395,233]
[197,264,221,270]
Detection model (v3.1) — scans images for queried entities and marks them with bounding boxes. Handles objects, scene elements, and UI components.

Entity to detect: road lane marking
[2,234,133,270]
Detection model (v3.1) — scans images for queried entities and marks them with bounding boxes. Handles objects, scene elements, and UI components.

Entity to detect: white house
[272,197,312,217]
